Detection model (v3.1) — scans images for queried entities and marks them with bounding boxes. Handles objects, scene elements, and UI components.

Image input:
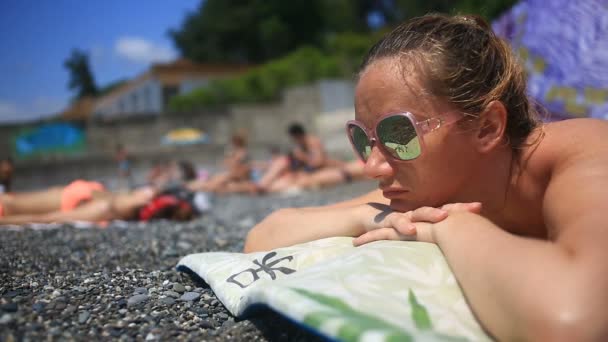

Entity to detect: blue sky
[0,0,201,123]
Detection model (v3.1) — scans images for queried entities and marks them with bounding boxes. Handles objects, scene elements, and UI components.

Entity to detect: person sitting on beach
[255,123,352,193]
[0,179,200,226]
[147,159,197,189]
[0,157,14,194]
[187,132,252,193]
[245,14,608,339]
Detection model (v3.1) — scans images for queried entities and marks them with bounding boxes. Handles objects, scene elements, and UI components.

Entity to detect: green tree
[169,0,373,63]
[64,49,98,100]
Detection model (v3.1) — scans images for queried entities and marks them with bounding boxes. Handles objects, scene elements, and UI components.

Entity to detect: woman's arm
[429,160,608,340]
[243,189,388,252]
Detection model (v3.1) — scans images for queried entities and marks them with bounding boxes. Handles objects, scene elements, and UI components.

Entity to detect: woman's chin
[389,199,415,213]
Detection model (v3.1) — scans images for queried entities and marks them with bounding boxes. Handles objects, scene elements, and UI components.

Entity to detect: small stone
[78,311,90,324]
[184,285,192,291]
[159,297,176,306]
[55,302,66,310]
[63,305,77,315]
[193,288,204,293]
[127,294,148,307]
[133,287,148,295]
[179,292,200,301]
[1,303,18,313]
[199,320,213,329]
[0,313,14,324]
[172,283,186,293]
[145,332,157,341]
[162,280,170,287]
[164,291,180,298]
[32,302,45,313]
[73,286,87,292]
[51,290,61,297]
[118,309,127,314]
[5,290,18,298]
[110,328,122,337]
[116,299,127,308]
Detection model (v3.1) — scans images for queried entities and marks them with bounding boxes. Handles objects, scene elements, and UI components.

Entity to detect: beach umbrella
[162,128,208,145]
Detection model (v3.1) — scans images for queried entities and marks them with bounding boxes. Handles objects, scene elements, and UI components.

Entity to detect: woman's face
[354,58,480,211]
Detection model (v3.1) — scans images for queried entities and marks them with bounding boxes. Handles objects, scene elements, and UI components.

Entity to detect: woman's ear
[474,101,508,153]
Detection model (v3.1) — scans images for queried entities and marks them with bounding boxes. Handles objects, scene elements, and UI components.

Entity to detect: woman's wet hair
[360,13,540,149]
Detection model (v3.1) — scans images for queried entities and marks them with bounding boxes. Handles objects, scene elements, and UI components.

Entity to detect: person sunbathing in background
[245,14,608,340]
[187,132,252,193]
[0,157,14,194]
[254,123,349,193]
[0,173,202,226]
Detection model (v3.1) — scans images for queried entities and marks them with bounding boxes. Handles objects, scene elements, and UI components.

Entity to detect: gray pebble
[179,292,200,301]
[127,294,149,307]
[164,291,180,298]
[172,283,186,293]
[133,287,148,295]
[159,297,175,306]
[0,313,14,324]
[199,319,214,329]
[78,311,90,324]
[1,302,18,313]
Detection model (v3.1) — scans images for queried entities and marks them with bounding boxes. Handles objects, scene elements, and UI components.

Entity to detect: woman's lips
[381,189,409,199]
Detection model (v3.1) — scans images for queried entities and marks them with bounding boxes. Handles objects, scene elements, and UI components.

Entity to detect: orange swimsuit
[60,180,105,212]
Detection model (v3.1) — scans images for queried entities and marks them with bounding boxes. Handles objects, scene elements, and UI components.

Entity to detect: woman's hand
[353,202,482,246]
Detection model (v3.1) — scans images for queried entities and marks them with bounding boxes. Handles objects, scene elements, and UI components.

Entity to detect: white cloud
[0,98,65,124]
[0,101,18,117]
[115,36,176,64]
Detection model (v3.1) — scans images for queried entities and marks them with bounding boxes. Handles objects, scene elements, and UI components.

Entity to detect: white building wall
[94,78,163,118]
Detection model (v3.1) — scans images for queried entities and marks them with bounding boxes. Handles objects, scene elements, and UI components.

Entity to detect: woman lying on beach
[0,180,198,225]
[245,14,608,340]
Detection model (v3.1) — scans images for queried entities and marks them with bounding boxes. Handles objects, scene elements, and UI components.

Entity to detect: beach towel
[177,237,491,341]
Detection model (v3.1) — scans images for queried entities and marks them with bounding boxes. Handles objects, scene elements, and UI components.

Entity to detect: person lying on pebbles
[0,180,201,225]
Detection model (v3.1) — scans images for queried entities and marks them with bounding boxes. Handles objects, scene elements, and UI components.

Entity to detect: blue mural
[15,123,85,157]
[493,0,608,119]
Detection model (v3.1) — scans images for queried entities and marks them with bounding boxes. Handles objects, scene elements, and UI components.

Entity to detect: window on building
[131,92,138,113]
[162,86,179,111]
[143,86,151,112]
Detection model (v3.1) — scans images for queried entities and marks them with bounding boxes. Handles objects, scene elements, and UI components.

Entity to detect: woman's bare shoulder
[525,118,608,171]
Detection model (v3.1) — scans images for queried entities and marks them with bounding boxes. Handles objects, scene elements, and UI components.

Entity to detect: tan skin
[256,133,332,192]
[187,139,251,193]
[245,58,608,340]
[0,186,156,225]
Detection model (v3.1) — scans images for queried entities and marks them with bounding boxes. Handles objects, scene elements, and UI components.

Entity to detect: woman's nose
[363,145,394,180]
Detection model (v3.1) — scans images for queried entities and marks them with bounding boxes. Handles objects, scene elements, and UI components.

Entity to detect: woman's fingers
[387,213,417,235]
[409,206,448,223]
[353,227,415,246]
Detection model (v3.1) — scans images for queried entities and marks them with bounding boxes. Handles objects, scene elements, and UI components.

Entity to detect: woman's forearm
[434,212,593,340]
[244,206,366,253]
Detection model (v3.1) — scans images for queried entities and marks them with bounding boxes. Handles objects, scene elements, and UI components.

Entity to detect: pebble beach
[1,181,375,341]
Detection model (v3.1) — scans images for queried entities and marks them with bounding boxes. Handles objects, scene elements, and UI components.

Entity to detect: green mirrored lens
[349,125,372,160]
[377,116,421,160]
